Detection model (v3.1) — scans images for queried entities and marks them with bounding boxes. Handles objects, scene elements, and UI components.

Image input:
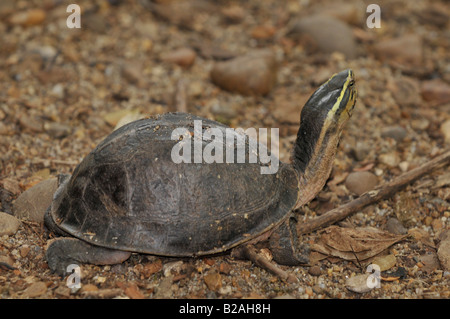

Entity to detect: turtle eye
[348,80,355,87]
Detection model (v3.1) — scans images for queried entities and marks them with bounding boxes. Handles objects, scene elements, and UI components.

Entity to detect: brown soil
[0,0,449,299]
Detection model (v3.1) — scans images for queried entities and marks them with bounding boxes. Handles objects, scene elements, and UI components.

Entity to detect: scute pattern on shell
[49,113,299,256]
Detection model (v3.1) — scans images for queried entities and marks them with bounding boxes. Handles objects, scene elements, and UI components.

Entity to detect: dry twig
[298,149,450,235]
[232,245,298,283]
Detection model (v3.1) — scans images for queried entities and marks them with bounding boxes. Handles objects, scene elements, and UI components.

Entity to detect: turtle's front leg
[46,238,131,276]
[269,217,310,266]
[231,217,310,283]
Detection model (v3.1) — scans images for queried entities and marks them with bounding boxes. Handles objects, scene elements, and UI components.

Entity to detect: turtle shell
[49,113,299,256]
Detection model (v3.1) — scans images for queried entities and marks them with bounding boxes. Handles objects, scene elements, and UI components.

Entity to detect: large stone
[12,178,58,223]
[373,34,423,69]
[288,14,357,59]
[210,49,277,96]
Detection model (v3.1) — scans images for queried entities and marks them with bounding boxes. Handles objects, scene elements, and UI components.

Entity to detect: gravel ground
[0,0,449,300]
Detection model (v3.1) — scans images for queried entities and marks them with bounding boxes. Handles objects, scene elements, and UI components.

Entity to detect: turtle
[45,69,357,276]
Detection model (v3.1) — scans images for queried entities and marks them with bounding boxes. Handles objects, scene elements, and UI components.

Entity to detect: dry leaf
[408,228,436,248]
[311,226,407,262]
[434,172,450,189]
[124,283,146,299]
[143,259,163,277]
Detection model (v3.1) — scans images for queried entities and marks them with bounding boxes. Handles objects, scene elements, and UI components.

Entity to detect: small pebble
[437,230,450,271]
[273,294,296,299]
[250,24,276,39]
[51,83,65,99]
[0,122,10,135]
[421,79,450,104]
[154,276,173,299]
[378,152,401,168]
[44,122,72,139]
[114,112,144,131]
[345,171,378,196]
[204,271,222,291]
[346,274,373,293]
[218,285,232,295]
[19,115,43,133]
[0,255,15,267]
[0,0,14,16]
[104,109,139,127]
[79,284,99,293]
[161,47,197,68]
[121,62,145,87]
[123,283,146,299]
[8,9,46,26]
[312,284,323,294]
[22,281,47,298]
[20,245,31,258]
[318,2,364,25]
[221,5,245,23]
[83,12,108,33]
[386,217,407,235]
[440,119,450,144]
[142,259,163,277]
[399,161,409,172]
[308,265,322,276]
[54,286,71,298]
[162,260,184,277]
[389,77,421,107]
[381,126,407,142]
[419,253,440,273]
[431,219,443,232]
[371,254,396,271]
[0,212,21,236]
[219,262,232,275]
[409,228,435,247]
[210,100,237,120]
[353,142,371,161]
[411,118,430,131]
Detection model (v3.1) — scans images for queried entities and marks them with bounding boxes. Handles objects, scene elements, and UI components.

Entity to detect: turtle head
[299,69,356,141]
[316,69,356,127]
[292,69,357,208]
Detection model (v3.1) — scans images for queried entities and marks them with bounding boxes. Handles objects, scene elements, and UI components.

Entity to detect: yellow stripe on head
[327,69,355,122]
